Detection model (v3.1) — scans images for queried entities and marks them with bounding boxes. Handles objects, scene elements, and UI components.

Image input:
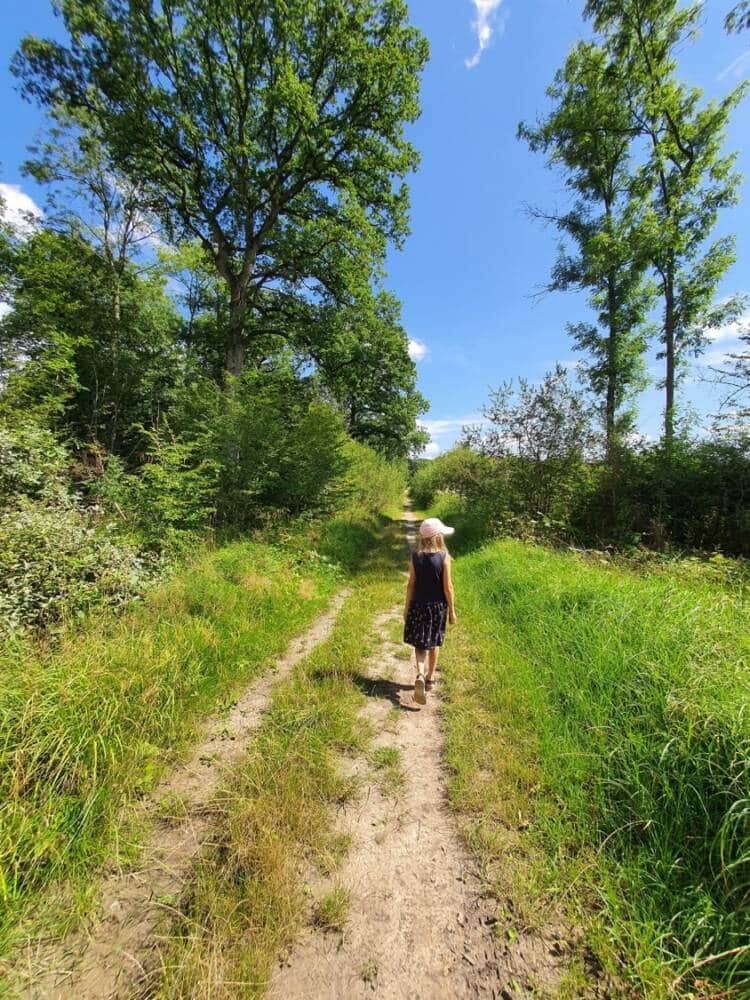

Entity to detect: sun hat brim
[419,517,455,538]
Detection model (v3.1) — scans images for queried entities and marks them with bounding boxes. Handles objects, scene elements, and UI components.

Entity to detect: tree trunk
[664,272,676,449]
[225,291,246,378]
[606,270,617,464]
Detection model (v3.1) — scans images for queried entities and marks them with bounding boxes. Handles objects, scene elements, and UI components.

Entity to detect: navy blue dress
[403,551,448,650]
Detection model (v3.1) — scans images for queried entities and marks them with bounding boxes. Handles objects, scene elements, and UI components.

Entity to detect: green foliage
[14,0,429,375]
[0,417,156,637]
[583,0,747,445]
[0,227,182,450]
[449,539,750,994]
[520,42,654,457]
[171,367,349,525]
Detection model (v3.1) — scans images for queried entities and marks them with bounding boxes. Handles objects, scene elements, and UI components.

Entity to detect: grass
[146,519,407,997]
[441,536,750,998]
[312,886,352,932]
[0,509,387,959]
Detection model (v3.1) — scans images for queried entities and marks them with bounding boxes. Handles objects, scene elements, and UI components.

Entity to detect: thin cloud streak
[717,49,750,81]
[465,0,505,69]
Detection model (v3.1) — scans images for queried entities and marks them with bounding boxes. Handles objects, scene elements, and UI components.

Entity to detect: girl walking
[403,517,457,705]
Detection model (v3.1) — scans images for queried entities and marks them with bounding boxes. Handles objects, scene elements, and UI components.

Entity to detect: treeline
[416,1,750,558]
[0,0,429,636]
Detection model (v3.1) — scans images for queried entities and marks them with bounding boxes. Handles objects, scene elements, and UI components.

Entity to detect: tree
[305,289,428,458]
[0,228,181,451]
[726,1,750,33]
[14,0,429,377]
[585,0,747,447]
[22,110,159,327]
[463,365,597,518]
[520,41,653,463]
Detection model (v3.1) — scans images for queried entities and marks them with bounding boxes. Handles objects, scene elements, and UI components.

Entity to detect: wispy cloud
[717,49,750,82]
[0,182,43,237]
[465,0,506,69]
[408,338,429,362]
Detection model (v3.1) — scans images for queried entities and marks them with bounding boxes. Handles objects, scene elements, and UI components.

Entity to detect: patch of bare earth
[13,589,351,1000]
[269,521,570,999]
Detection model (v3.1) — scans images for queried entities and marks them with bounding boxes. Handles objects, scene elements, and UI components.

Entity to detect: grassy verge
[0,511,382,958]
[441,537,750,997]
[148,521,406,997]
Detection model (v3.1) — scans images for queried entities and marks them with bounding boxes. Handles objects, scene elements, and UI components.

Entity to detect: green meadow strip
[0,537,344,954]
[441,537,750,998]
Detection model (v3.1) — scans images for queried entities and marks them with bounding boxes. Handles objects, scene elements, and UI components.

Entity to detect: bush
[0,417,157,638]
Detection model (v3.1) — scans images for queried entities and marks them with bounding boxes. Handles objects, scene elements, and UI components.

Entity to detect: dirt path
[269,514,565,1000]
[15,588,351,1000]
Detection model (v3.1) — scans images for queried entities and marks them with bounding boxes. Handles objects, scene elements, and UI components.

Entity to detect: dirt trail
[269,513,566,1000]
[15,588,351,1000]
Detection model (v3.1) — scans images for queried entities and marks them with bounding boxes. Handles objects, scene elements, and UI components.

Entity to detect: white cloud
[0,183,43,237]
[718,49,750,82]
[418,413,488,459]
[465,0,506,69]
[408,338,429,362]
[707,313,750,343]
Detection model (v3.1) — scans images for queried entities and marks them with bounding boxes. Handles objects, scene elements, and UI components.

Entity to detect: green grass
[0,512,386,957]
[441,537,750,997]
[312,886,352,932]
[149,521,406,997]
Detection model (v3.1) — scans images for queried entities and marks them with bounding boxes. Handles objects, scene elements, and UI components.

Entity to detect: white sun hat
[419,516,455,539]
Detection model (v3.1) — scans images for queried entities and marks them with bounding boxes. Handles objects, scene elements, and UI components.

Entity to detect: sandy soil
[14,589,351,1000]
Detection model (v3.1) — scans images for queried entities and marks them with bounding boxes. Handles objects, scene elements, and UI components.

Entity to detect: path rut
[15,588,351,1000]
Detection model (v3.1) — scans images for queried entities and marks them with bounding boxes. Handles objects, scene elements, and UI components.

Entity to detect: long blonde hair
[417,532,448,555]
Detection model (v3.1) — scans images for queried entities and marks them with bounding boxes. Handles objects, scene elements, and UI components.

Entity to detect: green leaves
[14,0,428,375]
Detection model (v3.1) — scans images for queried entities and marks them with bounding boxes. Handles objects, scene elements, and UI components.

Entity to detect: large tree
[585,0,747,447]
[14,0,428,376]
[520,41,653,463]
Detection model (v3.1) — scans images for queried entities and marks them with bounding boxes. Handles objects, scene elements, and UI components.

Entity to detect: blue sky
[1,1,749,456]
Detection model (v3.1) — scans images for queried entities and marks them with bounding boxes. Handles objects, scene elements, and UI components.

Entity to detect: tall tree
[520,41,653,462]
[14,0,428,377]
[585,0,747,447]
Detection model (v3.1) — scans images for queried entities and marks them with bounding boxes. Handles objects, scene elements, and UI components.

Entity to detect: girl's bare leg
[414,647,427,676]
[427,646,439,680]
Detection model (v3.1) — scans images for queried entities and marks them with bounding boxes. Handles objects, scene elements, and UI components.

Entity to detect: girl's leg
[426,646,439,680]
[414,647,427,676]
[413,647,428,704]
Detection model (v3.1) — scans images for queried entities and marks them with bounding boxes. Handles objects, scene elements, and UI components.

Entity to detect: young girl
[403,517,457,705]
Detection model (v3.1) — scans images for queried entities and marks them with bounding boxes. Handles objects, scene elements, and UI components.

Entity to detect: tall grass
[0,533,352,954]
[444,538,750,996]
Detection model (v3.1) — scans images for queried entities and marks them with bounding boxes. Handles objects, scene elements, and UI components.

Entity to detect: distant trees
[519,43,652,462]
[524,0,747,451]
[585,0,747,448]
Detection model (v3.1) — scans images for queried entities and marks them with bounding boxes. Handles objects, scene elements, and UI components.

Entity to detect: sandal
[414,673,426,705]
[425,675,436,690]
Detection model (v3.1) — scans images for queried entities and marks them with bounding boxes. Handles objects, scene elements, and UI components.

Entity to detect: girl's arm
[443,556,457,625]
[403,559,416,621]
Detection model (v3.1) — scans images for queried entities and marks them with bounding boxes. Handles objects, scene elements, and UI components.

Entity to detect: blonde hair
[418,533,448,555]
